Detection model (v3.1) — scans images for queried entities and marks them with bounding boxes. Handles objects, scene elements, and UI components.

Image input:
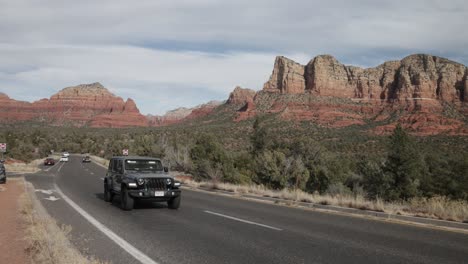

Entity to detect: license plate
[155,191,165,197]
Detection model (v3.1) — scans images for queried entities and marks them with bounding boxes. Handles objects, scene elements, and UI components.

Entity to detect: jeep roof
[111,156,162,161]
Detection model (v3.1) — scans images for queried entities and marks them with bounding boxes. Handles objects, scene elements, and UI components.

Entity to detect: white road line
[57,162,66,172]
[100,178,104,181]
[54,184,158,264]
[204,210,283,231]
[44,162,59,172]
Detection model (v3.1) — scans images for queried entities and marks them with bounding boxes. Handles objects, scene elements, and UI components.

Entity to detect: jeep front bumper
[128,189,181,200]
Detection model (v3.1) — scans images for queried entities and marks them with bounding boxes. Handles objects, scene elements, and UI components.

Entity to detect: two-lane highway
[27,155,468,264]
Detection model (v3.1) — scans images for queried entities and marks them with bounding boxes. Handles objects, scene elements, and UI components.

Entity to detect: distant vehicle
[0,163,5,184]
[44,157,55,166]
[59,156,69,162]
[103,156,181,211]
[63,152,70,157]
[82,156,91,163]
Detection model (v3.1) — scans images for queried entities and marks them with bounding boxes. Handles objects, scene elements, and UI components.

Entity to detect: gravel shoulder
[0,178,28,264]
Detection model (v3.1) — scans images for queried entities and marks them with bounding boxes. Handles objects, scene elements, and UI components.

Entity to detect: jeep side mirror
[163,167,169,172]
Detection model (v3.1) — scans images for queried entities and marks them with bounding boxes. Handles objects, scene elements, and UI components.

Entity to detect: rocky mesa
[262,54,467,103]
[234,54,468,135]
[0,83,148,127]
[0,54,467,134]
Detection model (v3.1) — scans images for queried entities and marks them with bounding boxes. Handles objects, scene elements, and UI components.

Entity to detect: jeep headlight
[137,178,145,185]
[166,178,172,186]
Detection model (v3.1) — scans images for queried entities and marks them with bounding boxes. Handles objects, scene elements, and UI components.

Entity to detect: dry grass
[89,155,110,168]
[181,179,468,223]
[20,185,107,264]
[4,158,44,173]
[406,196,468,223]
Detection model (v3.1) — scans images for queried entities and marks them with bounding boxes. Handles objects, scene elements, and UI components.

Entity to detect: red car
[44,157,55,166]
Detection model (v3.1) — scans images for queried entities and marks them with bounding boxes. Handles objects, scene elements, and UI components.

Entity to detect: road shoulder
[181,185,468,235]
[0,178,28,264]
[20,177,106,264]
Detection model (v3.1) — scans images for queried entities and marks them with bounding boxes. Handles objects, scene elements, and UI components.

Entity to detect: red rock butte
[0,82,148,127]
[0,54,467,134]
[232,54,468,135]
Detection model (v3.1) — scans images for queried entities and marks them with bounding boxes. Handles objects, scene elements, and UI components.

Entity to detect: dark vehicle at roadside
[82,156,91,163]
[103,156,181,210]
[0,163,6,184]
[44,157,55,166]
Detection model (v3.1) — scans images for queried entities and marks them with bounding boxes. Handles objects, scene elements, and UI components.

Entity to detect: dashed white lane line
[44,162,59,172]
[204,210,283,231]
[100,178,104,181]
[57,162,66,172]
[54,183,159,264]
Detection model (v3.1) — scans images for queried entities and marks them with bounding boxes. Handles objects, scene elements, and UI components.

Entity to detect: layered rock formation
[148,101,223,126]
[0,54,466,135]
[244,54,468,135]
[147,107,193,126]
[263,57,306,94]
[227,86,256,105]
[263,54,467,104]
[0,83,148,127]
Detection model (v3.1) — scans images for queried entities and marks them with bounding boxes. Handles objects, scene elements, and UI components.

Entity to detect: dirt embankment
[0,178,106,264]
[0,179,28,264]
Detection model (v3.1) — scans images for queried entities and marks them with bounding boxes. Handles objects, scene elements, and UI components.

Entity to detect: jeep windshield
[125,159,163,172]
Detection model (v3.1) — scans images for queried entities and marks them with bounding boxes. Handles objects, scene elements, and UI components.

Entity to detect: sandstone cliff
[148,101,223,126]
[263,56,305,94]
[227,86,256,105]
[0,83,148,127]
[263,54,467,104]
[249,54,468,135]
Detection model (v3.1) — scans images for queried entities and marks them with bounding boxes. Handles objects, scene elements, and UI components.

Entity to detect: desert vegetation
[1,116,467,222]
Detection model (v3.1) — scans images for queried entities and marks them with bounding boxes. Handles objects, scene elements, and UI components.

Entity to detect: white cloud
[0,0,467,114]
[0,44,309,114]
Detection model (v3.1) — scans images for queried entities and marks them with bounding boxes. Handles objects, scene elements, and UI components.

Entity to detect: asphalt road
[26,155,468,264]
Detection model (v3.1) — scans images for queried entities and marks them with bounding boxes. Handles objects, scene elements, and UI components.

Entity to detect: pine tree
[384,124,422,200]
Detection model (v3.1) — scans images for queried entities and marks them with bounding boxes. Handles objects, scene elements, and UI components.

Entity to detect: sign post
[122,149,129,156]
[0,143,6,161]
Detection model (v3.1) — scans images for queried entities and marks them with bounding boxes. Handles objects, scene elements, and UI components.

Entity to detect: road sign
[122,149,129,156]
[0,143,6,153]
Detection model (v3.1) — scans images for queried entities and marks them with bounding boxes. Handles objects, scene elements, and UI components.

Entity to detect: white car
[63,152,70,157]
[60,156,69,162]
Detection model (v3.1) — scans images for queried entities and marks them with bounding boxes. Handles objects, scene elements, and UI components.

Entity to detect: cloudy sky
[1,0,467,114]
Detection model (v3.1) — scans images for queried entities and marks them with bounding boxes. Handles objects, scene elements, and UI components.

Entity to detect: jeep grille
[146,178,166,190]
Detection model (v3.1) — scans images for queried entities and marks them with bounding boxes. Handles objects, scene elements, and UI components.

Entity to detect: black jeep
[103,156,181,210]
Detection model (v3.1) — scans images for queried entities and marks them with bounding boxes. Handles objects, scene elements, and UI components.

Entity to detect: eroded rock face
[263,56,305,94]
[148,101,223,126]
[264,54,467,104]
[91,98,148,127]
[463,68,468,102]
[227,86,256,105]
[0,83,148,127]
[242,54,468,135]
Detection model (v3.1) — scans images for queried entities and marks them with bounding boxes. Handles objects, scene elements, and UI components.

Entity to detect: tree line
[0,120,467,202]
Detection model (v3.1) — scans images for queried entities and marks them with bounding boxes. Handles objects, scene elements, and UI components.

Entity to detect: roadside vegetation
[2,116,467,222]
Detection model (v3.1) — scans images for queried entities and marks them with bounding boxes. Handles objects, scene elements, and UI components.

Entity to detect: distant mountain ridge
[230,54,467,135]
[147,100,223,126]
[0,82,148,127]
[0,53,466,134]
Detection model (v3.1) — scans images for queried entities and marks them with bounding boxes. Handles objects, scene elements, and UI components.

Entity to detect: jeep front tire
[104,181,114,202]
[121,185,134,211]
[167,194,181,209]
